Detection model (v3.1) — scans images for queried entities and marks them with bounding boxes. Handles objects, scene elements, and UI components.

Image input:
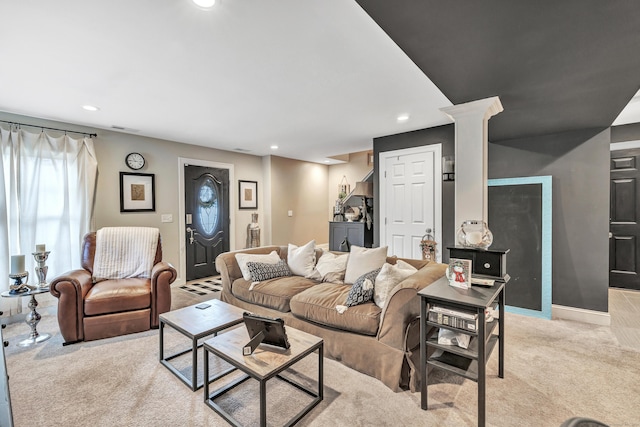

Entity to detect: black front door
[610,148,640,290]
[185,164,230,281]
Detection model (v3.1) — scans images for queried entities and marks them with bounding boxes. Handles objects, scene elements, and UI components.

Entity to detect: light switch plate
[288,210,293,217]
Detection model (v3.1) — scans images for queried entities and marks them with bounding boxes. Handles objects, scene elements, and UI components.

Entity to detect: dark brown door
[610,148,640,290]
[185,164,230,281]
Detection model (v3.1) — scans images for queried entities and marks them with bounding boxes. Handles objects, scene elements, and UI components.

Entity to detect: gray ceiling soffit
[356,0,640,142]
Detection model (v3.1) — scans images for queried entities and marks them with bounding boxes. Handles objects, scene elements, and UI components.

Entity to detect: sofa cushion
[309,252,349,284]
[344,245,388,284]
[374,260,418,309]
[84,278,151,316]
[287,240,317,277]
[290,283,381,336]
[235,251,281,281]
[232,276,318,312]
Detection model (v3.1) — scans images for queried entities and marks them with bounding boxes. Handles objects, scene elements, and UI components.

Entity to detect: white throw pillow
[310,252,349,283]
[343,245,388,285]
[287,240,317,277]
[235,251,281,281]
[374,260,418,309]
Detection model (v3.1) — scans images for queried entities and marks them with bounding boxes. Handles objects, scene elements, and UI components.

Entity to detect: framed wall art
[120,172,155,212]
[239,180,258,209]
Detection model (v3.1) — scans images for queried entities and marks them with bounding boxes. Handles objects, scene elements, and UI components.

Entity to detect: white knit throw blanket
[92,227,159,281]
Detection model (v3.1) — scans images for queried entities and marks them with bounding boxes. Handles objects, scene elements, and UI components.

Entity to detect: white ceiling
[0,0,455,163]
[613,89,640,127]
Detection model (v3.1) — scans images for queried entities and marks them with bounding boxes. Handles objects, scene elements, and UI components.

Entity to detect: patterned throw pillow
[235,251,281,281]
[344,268,381,307]
[246,259,292,282]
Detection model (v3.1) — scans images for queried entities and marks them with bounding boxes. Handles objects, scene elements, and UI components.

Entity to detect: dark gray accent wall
[489,128,611,312]
[373,124,455,261]
[375,125,611,312]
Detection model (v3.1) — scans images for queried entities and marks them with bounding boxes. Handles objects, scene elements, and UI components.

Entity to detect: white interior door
[380,145,442,261]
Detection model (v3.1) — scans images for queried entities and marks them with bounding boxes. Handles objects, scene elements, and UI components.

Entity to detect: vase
[456,220,493,249]
[246,213,260,248]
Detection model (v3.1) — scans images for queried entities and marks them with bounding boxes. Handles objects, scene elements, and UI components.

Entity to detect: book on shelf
[427,310,478,332]
[429,305,477,320]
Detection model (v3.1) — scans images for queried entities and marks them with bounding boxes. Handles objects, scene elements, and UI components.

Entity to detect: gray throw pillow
[246,259,292,282]
[344,268,381,307]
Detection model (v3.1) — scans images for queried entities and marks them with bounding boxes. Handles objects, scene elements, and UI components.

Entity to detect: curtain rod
[0,119,97,138]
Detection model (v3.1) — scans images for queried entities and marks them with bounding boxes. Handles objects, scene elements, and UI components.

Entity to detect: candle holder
[9,271,30,294]
[32,251,50,289]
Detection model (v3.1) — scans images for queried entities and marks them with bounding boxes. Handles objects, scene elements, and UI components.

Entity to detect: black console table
[419,276,505,427]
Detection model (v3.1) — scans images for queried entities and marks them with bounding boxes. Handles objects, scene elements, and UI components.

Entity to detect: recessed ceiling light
[193,0,216,8]
[324,160,331,163]
[270,145,279,150]
[397,114,410,122]
[82,105,100,112]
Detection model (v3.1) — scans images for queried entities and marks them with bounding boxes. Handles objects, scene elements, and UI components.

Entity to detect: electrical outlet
[161,214,173,223]
[288,210,293,217]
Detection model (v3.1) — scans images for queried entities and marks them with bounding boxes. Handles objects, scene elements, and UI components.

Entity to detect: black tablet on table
[242,312,290,355]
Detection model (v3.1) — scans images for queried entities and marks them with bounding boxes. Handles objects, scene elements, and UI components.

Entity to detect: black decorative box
[447,246,510,282]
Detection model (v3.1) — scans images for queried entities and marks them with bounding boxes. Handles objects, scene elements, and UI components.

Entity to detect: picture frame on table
[239,180,258,210]
[120,172,155,212]
[446,258,472,289]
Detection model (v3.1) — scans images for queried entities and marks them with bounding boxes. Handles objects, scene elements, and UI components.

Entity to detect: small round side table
[1,287,51,347]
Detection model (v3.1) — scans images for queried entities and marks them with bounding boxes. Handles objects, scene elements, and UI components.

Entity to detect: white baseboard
[552,304,611,326]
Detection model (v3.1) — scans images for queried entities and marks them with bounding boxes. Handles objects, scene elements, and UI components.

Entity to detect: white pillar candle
[36,244,46,252]
[10,255,25,275]
[466,231,483,245]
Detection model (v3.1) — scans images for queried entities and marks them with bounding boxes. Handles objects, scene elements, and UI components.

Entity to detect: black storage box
[448,246,510,281]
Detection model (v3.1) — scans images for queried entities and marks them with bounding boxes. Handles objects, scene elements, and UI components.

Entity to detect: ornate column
[440,96,503,227]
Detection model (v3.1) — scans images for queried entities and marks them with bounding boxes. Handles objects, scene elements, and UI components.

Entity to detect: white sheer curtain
[0,125,98,314]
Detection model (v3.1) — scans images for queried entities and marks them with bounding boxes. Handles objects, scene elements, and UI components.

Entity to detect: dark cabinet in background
[329,221,373,252]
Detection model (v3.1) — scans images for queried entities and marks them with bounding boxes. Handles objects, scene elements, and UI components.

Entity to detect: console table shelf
[426,330,499,362]
[419,276,505,427]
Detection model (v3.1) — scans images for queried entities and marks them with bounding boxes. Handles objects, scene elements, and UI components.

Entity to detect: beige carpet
[3,291,640,426]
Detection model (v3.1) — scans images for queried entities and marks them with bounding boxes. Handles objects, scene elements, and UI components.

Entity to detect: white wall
[269,156,329,245]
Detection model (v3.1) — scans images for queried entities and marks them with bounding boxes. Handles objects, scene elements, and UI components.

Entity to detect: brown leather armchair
[50,231,177,344]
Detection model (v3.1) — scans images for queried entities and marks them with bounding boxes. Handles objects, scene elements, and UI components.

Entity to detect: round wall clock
[126,152,145,170]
